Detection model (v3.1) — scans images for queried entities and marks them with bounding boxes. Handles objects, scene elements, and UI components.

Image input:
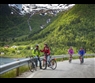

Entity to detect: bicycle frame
[69,54,73,63]
[79,56,84,64]
[28,56,37,72]
[41,54,57,70]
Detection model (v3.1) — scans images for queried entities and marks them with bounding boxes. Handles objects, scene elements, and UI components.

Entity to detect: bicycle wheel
[69,58,72,63]
[28,60,35,72]
[41,59,47,70]
[50,59,57,70]
[80,56,83,64]
[81,56,84,64]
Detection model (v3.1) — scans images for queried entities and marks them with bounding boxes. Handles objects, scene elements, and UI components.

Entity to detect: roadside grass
[0,65,29,78]
[56,55,95,62]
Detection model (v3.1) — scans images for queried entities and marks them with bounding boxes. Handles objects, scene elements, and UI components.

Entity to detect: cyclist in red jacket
[40,43,51,65]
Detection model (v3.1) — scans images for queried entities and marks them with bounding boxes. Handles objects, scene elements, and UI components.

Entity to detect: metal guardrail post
[16,59,19,76]
[16,67,19,76]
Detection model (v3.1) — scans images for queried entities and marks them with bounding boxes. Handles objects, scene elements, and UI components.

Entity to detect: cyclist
[32,44,42,69]
[40,43,51,66]
[78,47,85,64]
[68,46,74,63]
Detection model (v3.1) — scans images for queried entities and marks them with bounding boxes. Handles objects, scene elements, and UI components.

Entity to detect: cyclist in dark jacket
[78,47,85,56]
[78,47,85,63]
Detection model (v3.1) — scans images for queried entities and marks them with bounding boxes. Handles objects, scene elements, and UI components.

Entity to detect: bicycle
[27,56,37,72]
[69,55,72,63]
[79,55,84,64]
[41,55,57,70]
[69,58,72,63]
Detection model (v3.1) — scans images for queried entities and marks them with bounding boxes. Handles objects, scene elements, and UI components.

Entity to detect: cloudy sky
[9,4,75,14]
[22,4,75,10]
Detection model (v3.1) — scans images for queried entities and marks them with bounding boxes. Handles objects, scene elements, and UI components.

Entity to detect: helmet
[35,44,39,47]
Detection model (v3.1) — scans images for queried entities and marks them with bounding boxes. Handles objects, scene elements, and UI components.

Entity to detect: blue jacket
[78,49,85,56]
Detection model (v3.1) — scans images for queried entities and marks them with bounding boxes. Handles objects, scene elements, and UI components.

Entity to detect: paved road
[16,58,95,78]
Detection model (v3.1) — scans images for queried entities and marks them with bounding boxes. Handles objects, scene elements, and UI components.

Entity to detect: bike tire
[28,60,36,72]
[41,59,47,70]
[50,59,57,70]
[81,57,84,64]
[69,59,72,63]
[80,56,84,64]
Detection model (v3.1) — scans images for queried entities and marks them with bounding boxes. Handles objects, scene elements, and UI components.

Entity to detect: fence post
[16,67,19,76]
[16,59,19,76]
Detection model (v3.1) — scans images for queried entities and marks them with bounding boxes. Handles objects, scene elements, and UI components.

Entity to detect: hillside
[28,4,95,55]
[0,12,58,46]
[0,4,95,58]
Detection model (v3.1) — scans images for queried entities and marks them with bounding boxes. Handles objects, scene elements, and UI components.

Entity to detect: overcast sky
[9,4,75,14]
[22,4,75,10]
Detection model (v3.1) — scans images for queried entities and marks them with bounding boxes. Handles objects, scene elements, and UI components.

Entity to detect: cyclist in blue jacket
[78,47,85,64]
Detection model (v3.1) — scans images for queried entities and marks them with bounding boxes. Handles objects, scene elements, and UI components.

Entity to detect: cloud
[9,4,75,15]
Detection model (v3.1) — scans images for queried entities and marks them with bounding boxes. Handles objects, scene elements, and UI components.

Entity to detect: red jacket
[40,47,50,55]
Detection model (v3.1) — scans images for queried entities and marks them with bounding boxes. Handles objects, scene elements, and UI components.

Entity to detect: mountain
[27,4,95,54]
[0,7,59,46]
[8,4,75,15]
[0,4,95,56]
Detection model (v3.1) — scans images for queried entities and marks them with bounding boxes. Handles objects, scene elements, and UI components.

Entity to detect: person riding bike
[68,46,74,63]
[32,44,42,69]
[78,47,85,64]
[40,43,51,66]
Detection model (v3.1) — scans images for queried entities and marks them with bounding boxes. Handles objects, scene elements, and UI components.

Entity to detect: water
[0,57,24,65]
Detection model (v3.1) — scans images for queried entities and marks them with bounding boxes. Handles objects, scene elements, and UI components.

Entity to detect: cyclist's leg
[38,57,42,69]
[47,55,51,67]
[34,57,38,67]
[71,54,73,59]
[82,55,84,63]
[69,54,72,63]
[45,55,48,66]
[79,55,81,62]
[79,55,83,64]
[47,55,50,61]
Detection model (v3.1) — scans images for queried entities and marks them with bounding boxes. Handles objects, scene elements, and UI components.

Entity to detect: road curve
[17,58,95,78]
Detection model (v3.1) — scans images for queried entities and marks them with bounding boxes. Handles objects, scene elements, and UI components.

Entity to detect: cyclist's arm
[40,48,45,52]
[82,50,85,55]
[78,50,81,55]
[47,48,50,55]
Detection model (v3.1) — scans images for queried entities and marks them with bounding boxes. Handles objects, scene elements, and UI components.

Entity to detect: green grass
[56,55,95,62]
[0,65,29,78]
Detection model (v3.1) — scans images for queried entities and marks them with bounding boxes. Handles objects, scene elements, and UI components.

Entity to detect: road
[16,58,95,78]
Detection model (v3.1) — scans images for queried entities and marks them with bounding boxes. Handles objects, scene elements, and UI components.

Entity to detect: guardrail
[0,54,95,76]
[0,58,30,75]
